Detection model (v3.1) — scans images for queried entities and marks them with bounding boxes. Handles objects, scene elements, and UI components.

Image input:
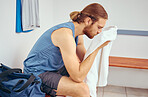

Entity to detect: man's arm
[76,35,86,62]
[51,28,109,83]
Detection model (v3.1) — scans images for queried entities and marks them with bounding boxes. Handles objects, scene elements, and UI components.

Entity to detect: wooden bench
[109,56,148,69]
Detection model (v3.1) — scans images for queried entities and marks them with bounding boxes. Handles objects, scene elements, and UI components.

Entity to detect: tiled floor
[57,85,148,97]
[97,85,148,97]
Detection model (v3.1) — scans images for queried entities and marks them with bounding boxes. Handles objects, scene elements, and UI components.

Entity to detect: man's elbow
[71,76,84,83]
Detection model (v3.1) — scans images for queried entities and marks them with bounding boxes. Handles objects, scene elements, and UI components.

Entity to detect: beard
[83,25,94,39]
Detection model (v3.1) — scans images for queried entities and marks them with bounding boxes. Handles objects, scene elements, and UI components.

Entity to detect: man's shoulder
[53,27,73,38]
[57,27,73,33]
[51,27,74,47]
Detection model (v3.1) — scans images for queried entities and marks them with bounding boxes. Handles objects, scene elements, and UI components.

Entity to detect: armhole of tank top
[75,36,79,46]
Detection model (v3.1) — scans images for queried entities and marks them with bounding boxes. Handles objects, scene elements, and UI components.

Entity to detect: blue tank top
[23,22,78,75]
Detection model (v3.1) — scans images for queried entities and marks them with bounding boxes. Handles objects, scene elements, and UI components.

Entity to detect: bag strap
[0,73,36,93]
[0,68,22,78]
[0,64,38,93]
[12,80,24,90]
[0,63,11,70]
[0,69,22,93]
[13,73,36,92]
[0,83,11,93]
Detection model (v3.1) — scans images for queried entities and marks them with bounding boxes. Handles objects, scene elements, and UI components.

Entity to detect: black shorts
[38,66,69,97]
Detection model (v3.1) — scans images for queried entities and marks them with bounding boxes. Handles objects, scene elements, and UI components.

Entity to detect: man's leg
[56,76,90,97]
[39,66,90,97]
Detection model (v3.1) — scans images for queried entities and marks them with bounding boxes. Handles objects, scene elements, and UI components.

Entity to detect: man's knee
[76,83,90,96]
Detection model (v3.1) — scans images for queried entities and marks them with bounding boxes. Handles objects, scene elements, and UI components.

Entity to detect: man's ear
[84,17,92,26]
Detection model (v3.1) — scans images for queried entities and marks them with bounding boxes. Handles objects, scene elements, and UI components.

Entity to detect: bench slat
[109,56,148,69]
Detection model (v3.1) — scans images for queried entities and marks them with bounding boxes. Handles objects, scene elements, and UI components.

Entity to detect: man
[24,3,109,97]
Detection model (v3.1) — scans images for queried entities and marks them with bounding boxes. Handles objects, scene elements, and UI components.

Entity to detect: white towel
[83,26,117,97]
[21,0,40,31]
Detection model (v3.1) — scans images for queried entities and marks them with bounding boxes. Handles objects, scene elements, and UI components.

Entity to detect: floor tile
[97,87,104,97]
[103,92,126,97]
[97,87,104,92]
[126,87,148,97]
[104,85,126,94]
[97,91,103,97]
[127,94,148,97]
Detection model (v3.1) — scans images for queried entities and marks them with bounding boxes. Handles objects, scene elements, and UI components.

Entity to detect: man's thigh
[39,66,89,97]
[56,76,89,97]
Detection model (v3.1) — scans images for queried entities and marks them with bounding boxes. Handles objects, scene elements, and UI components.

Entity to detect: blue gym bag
[0,63,45,97]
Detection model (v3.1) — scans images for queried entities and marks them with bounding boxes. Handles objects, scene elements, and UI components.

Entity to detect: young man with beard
[23,3,109,97]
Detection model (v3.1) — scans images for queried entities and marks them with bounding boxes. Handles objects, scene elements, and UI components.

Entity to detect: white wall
[53,0,98,25]
[0,0,54,68]
[53,0,148,31]
[110,35,148,59]
[108,67,148,89]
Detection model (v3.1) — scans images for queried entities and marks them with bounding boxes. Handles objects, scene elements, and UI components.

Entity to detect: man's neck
[73,22,85,38]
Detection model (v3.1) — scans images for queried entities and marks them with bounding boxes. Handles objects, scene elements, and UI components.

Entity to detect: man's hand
[94,41,110,53]
[99,41,110,48]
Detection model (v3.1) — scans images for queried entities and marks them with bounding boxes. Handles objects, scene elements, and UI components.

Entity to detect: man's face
[83,18,107,39]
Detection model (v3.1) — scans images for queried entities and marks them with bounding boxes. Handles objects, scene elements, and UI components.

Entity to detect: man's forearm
[75,46,101,82]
